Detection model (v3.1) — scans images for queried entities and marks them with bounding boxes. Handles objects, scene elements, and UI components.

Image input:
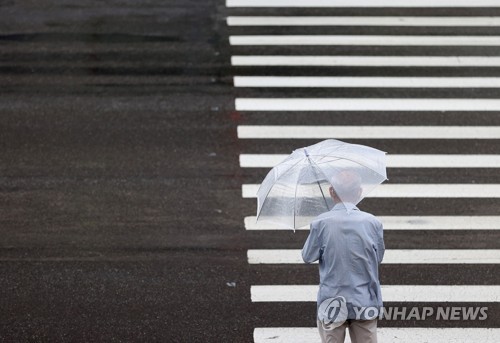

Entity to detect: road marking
[240,154,500,168]
[227,3,500,337]
[232,55,500,67]
[254,327,500,343]
[251,285,500,302]
[245,215,500,230]
[243,184,500,198]
[230,35,500,46]
[227,16,500,27]
[235,98,500,111]
[234,76,500,88]
[248,249,500,264]
[227,0,500,8]
[237,125,500,139]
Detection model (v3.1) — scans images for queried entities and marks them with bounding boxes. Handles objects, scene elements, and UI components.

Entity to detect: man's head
[329,170,362,204]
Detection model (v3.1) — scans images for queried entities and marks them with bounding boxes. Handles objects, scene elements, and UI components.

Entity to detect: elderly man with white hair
[302,170,385,343]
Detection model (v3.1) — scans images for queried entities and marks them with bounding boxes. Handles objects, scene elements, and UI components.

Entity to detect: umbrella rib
[307,154,387,179]
[256,157,306,223]
[293,169,299,229]
[307,156,331,211]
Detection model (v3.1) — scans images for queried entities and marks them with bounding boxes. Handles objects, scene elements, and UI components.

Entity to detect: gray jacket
[302,203,385,319]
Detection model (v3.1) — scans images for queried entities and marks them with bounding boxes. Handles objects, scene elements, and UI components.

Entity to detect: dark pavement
[1,1,500,342]
[0,1,254,341]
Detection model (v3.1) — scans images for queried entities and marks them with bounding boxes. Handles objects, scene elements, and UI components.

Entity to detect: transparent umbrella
[256,139,387,230]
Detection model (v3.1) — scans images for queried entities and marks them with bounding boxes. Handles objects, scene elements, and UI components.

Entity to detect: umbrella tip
[304,148,309,157]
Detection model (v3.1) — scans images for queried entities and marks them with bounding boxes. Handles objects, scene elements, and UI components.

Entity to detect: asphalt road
[1,1,500,342]
[0,1,250,341]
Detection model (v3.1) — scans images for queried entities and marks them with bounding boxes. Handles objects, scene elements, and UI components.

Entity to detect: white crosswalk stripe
[236,99,500,111]
[230,35,500,46]
[227,0,500,8]
[232,56,500,67]
[227,16,500,27]
[240,154,500,168]
[237,125,500,139]
[226,1,500,340]
[247,249,500,264]
[243,184,500,198]
[234,76,500,88]
[251,285,500,302]
[244,215,500,230]
[254,328,500,343]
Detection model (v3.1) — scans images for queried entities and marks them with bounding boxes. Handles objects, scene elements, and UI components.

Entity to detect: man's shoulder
[357,209,382,221]
[311,211,334,224]
[311,208,382,227]
[357,210,383,228]
[357,209,376,218]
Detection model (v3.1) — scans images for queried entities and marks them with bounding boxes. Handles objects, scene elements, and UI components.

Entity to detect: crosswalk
[253,328,500,343]
[237,125,500,139]
[236,100,500,111]
[247,249,500,264]
[230,35,500,46]
[243,184,500,198]
[232,56,500,67]
[240,154,500,168]
[226,0,500,7]
[234,76,500,88]
[228,16,500,26]
[244,215,500,230]
[226,1,500,341]
[251,285,500,302]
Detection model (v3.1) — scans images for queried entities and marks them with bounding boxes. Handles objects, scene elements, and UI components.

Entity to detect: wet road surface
[1,1,500,342]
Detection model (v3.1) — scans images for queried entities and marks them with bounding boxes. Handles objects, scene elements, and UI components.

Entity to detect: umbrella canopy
[256,139,387,230]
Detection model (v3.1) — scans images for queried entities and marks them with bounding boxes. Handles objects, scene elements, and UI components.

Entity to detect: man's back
[302,203,385,319]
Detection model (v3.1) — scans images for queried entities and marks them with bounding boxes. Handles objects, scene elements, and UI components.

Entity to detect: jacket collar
[332,202,359,212]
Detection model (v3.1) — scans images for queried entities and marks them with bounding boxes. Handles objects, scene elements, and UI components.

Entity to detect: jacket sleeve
[302,223,321,264]
[375,219,385,264]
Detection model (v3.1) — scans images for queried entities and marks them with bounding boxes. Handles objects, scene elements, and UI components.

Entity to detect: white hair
[330,171,362,202]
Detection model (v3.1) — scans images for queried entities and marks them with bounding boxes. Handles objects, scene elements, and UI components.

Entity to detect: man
[302,171,385,343]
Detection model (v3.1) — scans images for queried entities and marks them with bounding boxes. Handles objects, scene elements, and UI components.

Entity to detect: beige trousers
[317,319,378,343]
